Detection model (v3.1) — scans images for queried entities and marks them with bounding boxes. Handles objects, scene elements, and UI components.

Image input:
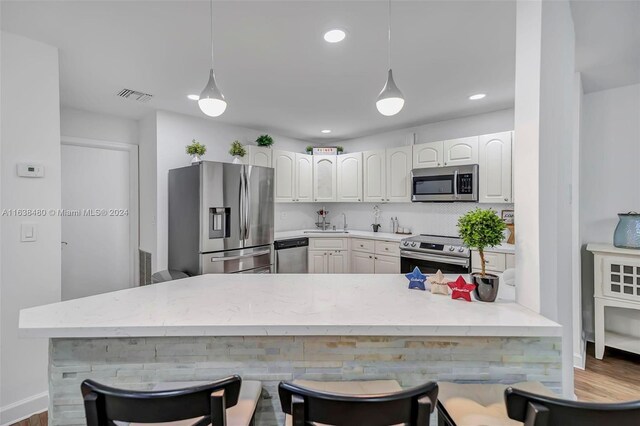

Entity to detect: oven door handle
[401,250,470,267]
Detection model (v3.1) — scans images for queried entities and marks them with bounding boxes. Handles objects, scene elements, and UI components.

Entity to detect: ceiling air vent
[116,88,153,103]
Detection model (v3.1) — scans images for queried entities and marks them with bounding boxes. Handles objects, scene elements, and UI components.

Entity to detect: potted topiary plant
[336,146,344,154]
[306,145,314,155]
[457,208,507,302]
[229,140,247,164]
[186,139,206,164]
[256,134,274,147]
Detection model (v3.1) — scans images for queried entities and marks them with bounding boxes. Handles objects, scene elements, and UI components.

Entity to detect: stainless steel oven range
[400,234,471,275]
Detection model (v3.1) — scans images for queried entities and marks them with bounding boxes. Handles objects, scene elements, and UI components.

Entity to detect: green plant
[228,140,246,157]
[305,145,314,153]
[336,146,344,154]
[457,208,506,277]
[256,134,274,147]
[186,139,206,156]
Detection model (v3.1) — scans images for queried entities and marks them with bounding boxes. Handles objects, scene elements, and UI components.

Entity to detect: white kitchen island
[20,274,561,426]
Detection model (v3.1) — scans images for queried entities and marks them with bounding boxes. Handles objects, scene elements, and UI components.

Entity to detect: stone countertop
[275,229,412,242]
[472,243,516,254]
[19,274,559,339]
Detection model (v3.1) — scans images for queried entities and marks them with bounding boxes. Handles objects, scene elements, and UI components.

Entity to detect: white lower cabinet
[374,254,401,274]
[351,251,375,273]
[471,249,514,274]
[350,238,401,274]
[308,238,350,273]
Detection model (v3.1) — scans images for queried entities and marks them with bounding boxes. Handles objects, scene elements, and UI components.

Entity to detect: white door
[374,254,400,274]
[313,155,337,202]
[351,251,375,273]
[386,146,412,202]
[248,146,272,167]
[328,251,349,273]
[61,140,138,300]
[295,153,314,202]
[363,150,386,202]
[337,153,363,202]
[308,251,327,273]
[413,141,444,169]
[274,150,295,202]
[443,136,479,166]
[478,132,513,203]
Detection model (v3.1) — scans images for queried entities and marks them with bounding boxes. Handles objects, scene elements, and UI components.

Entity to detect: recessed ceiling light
[469,93,486,100]
[321,129,332,134]
[324,29,346,43]
[187,94,199,101]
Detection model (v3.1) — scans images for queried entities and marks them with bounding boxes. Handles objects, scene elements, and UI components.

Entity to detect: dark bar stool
[505,386,640,426]
[279,380,438,426]
[81,375,252,426]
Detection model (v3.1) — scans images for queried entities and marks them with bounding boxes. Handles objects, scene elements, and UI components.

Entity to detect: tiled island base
[50,335,562,426]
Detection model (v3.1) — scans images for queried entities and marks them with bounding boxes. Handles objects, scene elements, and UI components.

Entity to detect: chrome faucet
[341,212,347,231]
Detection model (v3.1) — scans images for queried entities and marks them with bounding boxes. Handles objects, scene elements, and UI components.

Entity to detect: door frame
[61,136,139,286]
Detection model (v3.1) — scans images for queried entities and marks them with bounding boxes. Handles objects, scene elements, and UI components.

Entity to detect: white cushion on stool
[438,382,555,426]
[129,380,261,426]
[284,379,403,426]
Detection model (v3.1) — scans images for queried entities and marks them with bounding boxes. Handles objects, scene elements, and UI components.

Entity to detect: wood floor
[575,342,640,402]
[8,344,639,426]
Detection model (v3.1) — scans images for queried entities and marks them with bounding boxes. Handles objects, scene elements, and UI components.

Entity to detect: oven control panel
[400,240,469,257]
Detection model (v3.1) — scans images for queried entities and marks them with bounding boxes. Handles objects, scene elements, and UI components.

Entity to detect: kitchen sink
[304,230,349,234]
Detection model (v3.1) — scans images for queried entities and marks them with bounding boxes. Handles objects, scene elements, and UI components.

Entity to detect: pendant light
[198,0,227,117]
[376,0,404,116]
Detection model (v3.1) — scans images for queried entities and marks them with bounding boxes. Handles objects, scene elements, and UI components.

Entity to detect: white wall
[60,107,138,145]
[0,32,61,424]
[148,110,310,271]
[580,83,640,339]
[138,112,158,270]
[340,108,514,151]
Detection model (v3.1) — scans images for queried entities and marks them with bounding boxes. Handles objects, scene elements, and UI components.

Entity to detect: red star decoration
[447,276,476,302]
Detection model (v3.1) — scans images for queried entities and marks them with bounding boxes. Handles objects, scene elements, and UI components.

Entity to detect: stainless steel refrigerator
[168,161,274,275]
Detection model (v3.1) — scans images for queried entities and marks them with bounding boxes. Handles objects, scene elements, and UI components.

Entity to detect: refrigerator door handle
[244,166,252,240]
[239,167,246,241]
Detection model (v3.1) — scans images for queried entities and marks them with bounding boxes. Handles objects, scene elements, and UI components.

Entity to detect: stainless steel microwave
[411,164,479,202]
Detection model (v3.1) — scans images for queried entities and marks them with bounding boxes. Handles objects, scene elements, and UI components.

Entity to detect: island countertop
[19,274,560,338]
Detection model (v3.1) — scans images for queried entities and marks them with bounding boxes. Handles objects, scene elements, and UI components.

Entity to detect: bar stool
[81,375,261,426]
[437,381,555,426]
[505,386,640,426]
[279,379,438,425]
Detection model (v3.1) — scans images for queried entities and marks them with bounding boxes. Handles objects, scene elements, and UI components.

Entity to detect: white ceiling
[1,0,517,141]
[3,1,636,141]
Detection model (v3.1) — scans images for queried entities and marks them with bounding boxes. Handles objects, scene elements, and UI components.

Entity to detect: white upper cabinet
[478,132,512,203]
[295,153,314,202]
[273,150,295,202]
[246,146,272,167]
[443,136,479,166]
[363,150,386,202]
[313,155,337,202]
[386,146,412,202]
[337,153,363,202]
[413,141,444,169]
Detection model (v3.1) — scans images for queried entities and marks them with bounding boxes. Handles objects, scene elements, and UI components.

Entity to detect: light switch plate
[17,163,45,178]
[21,223,37,242]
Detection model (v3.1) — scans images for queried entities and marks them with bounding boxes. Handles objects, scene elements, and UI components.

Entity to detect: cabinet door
[328,251,350,273]
[351,251,375,273]
[413,141,443,169]
[478,132,512,203]
[386,146,412,202]
[248,146,272,167]
[374,254,400,274]
[308,251,327,273]
[363,150,386,202]
[337,153,363,202]
[295,153,314,202]
[273,150,295,202]
[313,155,337,202]
[443,136,478,166]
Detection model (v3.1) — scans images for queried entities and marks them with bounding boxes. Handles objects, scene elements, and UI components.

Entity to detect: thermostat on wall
[17,163,45,178]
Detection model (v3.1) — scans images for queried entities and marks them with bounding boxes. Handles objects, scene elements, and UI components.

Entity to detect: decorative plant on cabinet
[186,139,207,164]
[229,140,247,164]
[457,208,506,302]
[256,134,274,147]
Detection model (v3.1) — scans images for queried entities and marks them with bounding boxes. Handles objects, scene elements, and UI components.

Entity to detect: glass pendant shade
[198,69,227,117]
[376,69,405,116]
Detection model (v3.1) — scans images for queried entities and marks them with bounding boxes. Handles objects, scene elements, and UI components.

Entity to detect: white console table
[588,243,640,359]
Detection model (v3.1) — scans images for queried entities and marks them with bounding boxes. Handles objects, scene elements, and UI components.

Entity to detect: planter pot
[614,212,640,249]
[372,224,380,232]
[232,155,243,164]
[471,273,500,302]
[190,154,202,164]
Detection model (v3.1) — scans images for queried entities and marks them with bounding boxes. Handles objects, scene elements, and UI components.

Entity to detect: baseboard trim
[573,337,587,370]
[0,392,48,426]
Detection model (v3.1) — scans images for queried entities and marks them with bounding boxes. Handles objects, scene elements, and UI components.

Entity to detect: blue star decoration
[406,266,427,291]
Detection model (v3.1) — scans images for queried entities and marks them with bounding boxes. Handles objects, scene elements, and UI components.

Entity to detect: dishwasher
[274,237,308,273]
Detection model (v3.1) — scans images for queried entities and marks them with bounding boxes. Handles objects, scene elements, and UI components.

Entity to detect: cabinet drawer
[352,238,375,253]
[375,240,400,256]
[471,251,506,272]
[309,238,348,251]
